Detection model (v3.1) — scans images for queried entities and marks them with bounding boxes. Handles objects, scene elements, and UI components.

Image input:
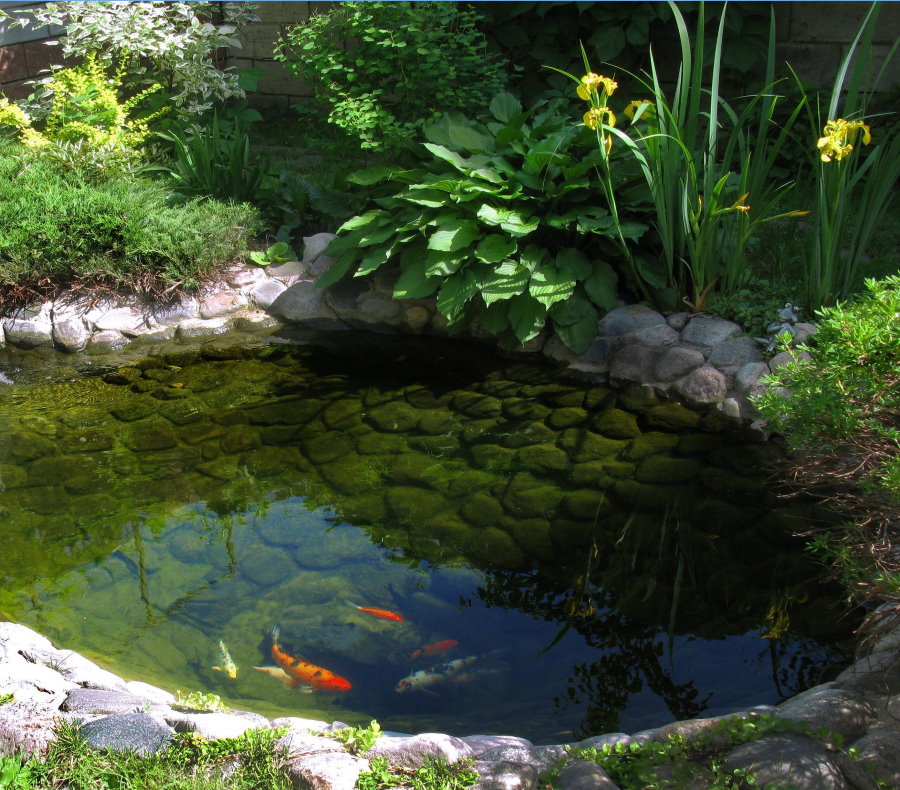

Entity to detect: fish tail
[271,624,281,644]
[345,600,361,610]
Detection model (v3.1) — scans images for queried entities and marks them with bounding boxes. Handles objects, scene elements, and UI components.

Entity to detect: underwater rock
[501,420,557,449]
[562,489,615,521]
[590,408,641,439]
[123,417,178,452]
[570,461,616,488]
[3,430,56,463]
[558,428,627,463]
[463,526,526,570]
[445,468,496,499]
[241,546,297,588]
[451,390,503,418]
[26,454,85,487]
[514,442,569,473]
[317,456,382,496]
[635,456,703,484]
[302,431,353,464]
[355,432,407,455]
[219,424,262,454]
[643,403,701,430]
[110,397,157,423]
[322,399,363,431]
[675,433,725,456]
[367,401,420,433]
[611,480,684,512]
[460,492,505,528]
[468,444,516,471]
[384,485,446,523]
[157,400,207,426]
[545,407,588,429]
[501,472,564,519]
[461,417,507,445]
[417,408,459,435]
[502,398,552,422]
[621,431,680,461]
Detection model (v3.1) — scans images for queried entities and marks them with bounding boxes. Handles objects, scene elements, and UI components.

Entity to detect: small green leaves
[249,242,296,267]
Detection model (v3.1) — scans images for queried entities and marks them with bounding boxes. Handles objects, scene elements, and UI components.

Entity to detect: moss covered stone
[621,431,680,461]
[558,428,627,462]
[407,434,460,457]
[110,398,157,423]
[611,479,684,511]
[180,422,224,445]
[322,398,364,430]
[195,456,243,481]
[461,417,508,445]
[355,432,408,455]
[501,420,557,449]
[240,545,297,587]
[468,443,516,471]
[28,454,94,487]
[404,384,444,409]
[123,417,178,452]
[460,492,505,527]
[302,430,353,464]
[644,403,701,430]
[585,387,616,410]
[3,431,56,463]
[367,401,420,432]
[514,442,570,473]
[591,408,641,439]
[571,461,616,488]
[220,424,262,454]
[387,452,452,490]
[158,400,207,426]
[549,516,597,549]
[563,489,615,520]
[385,485,446,522]
[0,463,27,489]
[246,398,323,426]
[451,390,503,418]
[509,517,556,561]
[546,407,588,429]
[502,398,551,421]
[635,456,703,484]
[59,427,115,453]
[69,493,119,523]
[243,445,305,479]
[316,455,382,496]
[502,472,564,518]
[417,408,459,435]
[463,526,526,570]
[446,468,496,498]
[676,434,725,456]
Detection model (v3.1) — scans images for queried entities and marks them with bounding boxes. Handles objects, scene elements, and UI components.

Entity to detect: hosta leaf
[395,188,451,207]
[437,271,479,324]
[617,220,650,242]
[358,226,397,247]
[448,123,492,152]
[529,266,576,308]
[393,264,439,299]
[355,244,394,277]
[425,249,464,277]
[338,210,385,233]
[481,262,530,305]
[316,250,355,289]
[475,234,517,264]
[583,262,618,310]
[423,143,471,173]
[428,219,481,252]
[549,290,593,326]
[489,92,523,124]
[346,165,402,185]
[476,204,539,237]
[556,248,592,280]
[507,293,547,344]
[477,301,511,335]
[554,308,600,353]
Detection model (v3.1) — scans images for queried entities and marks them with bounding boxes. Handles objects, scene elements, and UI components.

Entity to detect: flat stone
[3,313,54,349]
[653,345,705,381]
[198,290,249,318]
[724,733,848,789]
[176,318,231,339]
[680,315,742,348]
[269,280,341,327]
[556,759,620,789]
[79,713,174,755]
[597,304,665,335]
[247,277,288,308]
[87,329,131,351]
[0,697,63,758]
[60,688,152,714]
[708,335,764,367]
[285,749,364,790]
[265,259,307,284]
[609,342,657,385]
[152,296,200,324]
[84,305,152,336]
[366,732,474,770]
[777,685,876,742]
[474,759,539,789]
[834,649,900,695]
[302,232,337,266]
[166,711,266,739]
[628,323,679,347]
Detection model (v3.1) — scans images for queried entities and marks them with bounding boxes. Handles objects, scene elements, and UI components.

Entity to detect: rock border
[1,620,898,789]
[0,233,816,429]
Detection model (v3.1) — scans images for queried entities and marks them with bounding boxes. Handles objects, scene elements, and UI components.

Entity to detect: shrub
[13,1,259,117]
[0,141,261,298]
[318,92,650,352]
[274,1,508,151]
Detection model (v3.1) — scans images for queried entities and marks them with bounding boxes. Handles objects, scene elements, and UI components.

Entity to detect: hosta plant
[319,92,649,352]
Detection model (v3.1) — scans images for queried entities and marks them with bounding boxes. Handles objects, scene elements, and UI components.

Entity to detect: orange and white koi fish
[270,625,352,692]
[410,639,459,661]
[395,655,479,694]
[211,640,237,679]
[346,601,404,622]
[253,665,314,692]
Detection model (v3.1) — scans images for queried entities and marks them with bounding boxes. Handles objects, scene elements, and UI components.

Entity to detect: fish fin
[345,600,361,610]
[211,666,222,673]
[271,624,281,643]
[422,688,440,698]
[287,678,303,689]
[297,685,315,694]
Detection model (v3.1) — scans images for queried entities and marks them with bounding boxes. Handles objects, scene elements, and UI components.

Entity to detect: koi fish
[253,665,314,692]
[395,655,479,694]
[270,625,352,692]
[411,639,459,661]
[346,601,404,622]
[211,640,237,679]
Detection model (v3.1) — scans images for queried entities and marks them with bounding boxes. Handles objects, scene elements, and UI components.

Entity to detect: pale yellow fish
[253,666,314,693]
[211,640,238,679]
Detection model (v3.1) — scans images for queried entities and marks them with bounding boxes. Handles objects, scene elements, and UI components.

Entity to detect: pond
[0,331,856,742]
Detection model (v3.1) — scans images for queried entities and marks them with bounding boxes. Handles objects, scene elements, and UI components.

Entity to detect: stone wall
[2,2,898,105]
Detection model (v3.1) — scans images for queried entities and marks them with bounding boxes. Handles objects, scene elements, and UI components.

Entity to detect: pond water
[0,332,856,742]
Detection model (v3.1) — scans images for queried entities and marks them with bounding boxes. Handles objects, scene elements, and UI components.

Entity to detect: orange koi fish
[270,626,352,692]
[411,639,459,661]
[346,601,404,622]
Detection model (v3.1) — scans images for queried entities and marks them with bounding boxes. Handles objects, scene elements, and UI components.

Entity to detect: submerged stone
[545,407,588,429]
[384,485,446,522]
[635,456,703,484]
[515,442,569,473]
[302,431,353,464]
[590,409,641,439]
[460,492,505,528]
[502,472,564,518]
[558,428,627,462]
[367,401,420,432]
[621,432,680,460]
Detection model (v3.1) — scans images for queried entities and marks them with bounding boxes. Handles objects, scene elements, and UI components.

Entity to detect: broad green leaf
[583,262,618,310]
[556,248,592,280]
[325,231,365,257]
[448,122,492,152]
[480,262,530,305]
[358,226,397,247]
[489,92,523,124]
[476,204,539,237]
[529,265,576,308]
[617,220,650,243]
[346,165,401,185]
[338,210,385,233]
[549,290,593,326]
[393,264,439,299]
[507,293,547,344]
[316,250,355,289]
[425,249,464,277]
[428,219,481,253]
[475,234,517,264]
[355,244,394,277]
[477,301,511,335]
[394,188,449,207]
[423,143,471,173]
[437,271,479,324]
[554,308,601,353]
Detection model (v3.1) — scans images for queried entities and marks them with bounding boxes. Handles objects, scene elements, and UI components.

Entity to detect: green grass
[0,140,262,306]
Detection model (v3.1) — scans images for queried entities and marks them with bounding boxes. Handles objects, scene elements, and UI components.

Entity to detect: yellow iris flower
[816,118,872,162]
[577,73,618,101]
[623,100,653,121]
[583,106,616,130]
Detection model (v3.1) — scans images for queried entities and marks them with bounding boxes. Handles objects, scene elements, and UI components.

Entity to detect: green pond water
[0,332,856,742]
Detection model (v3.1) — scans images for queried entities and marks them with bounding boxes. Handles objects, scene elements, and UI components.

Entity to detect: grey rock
[366,732,474,770]
[0,655,77,696]
[270,716,331,735]
[597,304,665,335]
[609,342,657,385]
[0,622,56,660]
[680,315,742,348]
[735,362,770,399]
[278,730,345,757]
[124,681,175,705]
[3,311,54,349]
[0,697,65,757]
[302,233,337,266]
[708,335,764,367]
[473,759,539,789]
[674,365,727,406]
[87,329,131,351]
[83,304,151,336]
[285,749,365,790]
[52,315,90,353]
[793,322,817,343]
[176,318,231,339]
[840,729,900,789]
[579,335,619,366]
[247,277,288,308]
[653,346,705,381]
[462,735,533,755]
[266,260,308,285]
[166,711,267,739]
[575,732,631,750]
[666,311,690,330]
[269,280,342,328]
[153,297,200,324]
[724,733,848,789]
[198,290,249,319]
[60,688,151,714]
[835,649,900,695]
[557,758,620,789]
[777,685,876,742]
[462,738,559,773]
[353,289,403,325]
[79,713,174,755]
[22,648,129,692]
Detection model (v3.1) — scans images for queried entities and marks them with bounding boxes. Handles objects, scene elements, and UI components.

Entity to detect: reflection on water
[0,334,856,741]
